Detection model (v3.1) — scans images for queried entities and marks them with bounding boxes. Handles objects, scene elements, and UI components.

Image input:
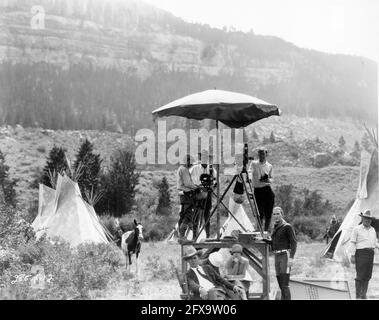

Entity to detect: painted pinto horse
[120,219,144,272]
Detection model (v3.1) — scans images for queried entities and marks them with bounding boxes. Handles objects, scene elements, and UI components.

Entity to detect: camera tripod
[193,166,264,242]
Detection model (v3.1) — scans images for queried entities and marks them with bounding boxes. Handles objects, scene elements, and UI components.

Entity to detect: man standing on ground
[249,147,275,231]
[190,150,217,238]
[349,210,379,299]
[270,206,297,300]
[177,154,198,240]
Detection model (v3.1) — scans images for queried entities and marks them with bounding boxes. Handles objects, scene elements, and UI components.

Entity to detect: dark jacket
[327,221,340,238]
[200,258,220,275]
[271,221,297,258]
[186,265,235,299]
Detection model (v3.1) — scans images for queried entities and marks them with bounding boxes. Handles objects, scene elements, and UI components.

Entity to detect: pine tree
[0,150,18,207]
[156,177,171,215]
[361,133,373,153]
[252,129,259,140]
[73,139,102,200]
[40,145,68,187]
[269,131,276,143]
[354,140,361,152]
[96,149,139,217]
[338,135,346,148]
[350,140,361,159]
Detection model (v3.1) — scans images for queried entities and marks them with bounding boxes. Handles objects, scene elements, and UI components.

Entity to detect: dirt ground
[100,241,379,300]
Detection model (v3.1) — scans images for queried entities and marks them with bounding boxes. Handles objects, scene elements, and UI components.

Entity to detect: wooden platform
[179,237,271,300]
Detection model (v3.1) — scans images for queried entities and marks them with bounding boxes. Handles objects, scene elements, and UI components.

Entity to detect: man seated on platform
[183,246,244,300]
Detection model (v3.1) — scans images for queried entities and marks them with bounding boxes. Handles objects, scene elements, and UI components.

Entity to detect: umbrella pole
[216,120,220,240]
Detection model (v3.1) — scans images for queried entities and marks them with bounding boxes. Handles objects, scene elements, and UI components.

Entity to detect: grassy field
[100,241,379,300]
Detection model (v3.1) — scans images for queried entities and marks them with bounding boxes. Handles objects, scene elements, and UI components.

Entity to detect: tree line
[35,139,140,217]
[0,60,376,134]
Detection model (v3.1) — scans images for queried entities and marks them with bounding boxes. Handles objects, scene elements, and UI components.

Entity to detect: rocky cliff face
[0,0,294,83]
[0,0,377,131]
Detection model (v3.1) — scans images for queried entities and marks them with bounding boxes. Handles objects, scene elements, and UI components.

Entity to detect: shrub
[313,153,332,168]
[0,237,125,300]
[100,215,118,237]
[275,185,331,218]
[140,214,177,242]
[0,203,125,300]
[301,189,331,216]
[36,146,46,153]
[274,184,294,218]
[292,216,324,240]
[145,255,176,280]
[145,228,165,242]
[338,135,346,148]
[269,131,276,143]
[0,150,18,207]
[156,177,171,215]
[96,148,139,217]
[296,233,312,243]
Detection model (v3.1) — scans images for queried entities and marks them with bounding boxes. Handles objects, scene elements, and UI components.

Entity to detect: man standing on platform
[349,210,379,299]
[248,147,275,231]
[270,206,297,300]
[177,154,198,240]
[190,150,217,238]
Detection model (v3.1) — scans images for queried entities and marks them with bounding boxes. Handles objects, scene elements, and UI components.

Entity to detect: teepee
[323,128,379,262]
[32,174,110,246]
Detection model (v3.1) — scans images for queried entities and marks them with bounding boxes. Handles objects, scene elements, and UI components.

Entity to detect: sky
[143,0,379,64]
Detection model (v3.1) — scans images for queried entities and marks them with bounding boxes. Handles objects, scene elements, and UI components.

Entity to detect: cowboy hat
[182,246,201,260]
[208,251,224,268]
[359,210,374,219]
[231,244,243,254]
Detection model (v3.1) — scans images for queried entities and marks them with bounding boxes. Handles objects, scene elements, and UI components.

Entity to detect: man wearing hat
[200,250,224,275]
[183,246,243,300]
[248,147,275,231]
[270,206,297,300]
[177,154,198,240]
[349,210,379,299]
[189,150,217,238]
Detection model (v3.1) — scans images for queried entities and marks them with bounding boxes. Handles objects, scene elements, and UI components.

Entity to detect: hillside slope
[0,118,363,213]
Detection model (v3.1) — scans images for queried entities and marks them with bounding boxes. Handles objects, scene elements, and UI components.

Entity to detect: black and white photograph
[0,0,378,306]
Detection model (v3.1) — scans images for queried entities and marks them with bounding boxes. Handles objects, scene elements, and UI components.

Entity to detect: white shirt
[191,266,215,291]
[248,160,273,188]
[189,164,217,186]
[177,165,197,195]
[349,224,379,255]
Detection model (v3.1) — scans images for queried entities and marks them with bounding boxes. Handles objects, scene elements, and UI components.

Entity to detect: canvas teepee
[323,139,379,261]
[32,174,110,246]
